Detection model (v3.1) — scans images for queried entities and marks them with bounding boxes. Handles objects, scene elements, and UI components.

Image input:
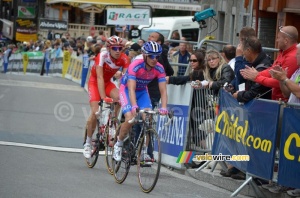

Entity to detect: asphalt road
[0,73,249,198]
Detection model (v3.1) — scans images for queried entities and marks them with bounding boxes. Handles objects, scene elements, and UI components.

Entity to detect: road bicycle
[112,109,172,193]
[83,100,120,175]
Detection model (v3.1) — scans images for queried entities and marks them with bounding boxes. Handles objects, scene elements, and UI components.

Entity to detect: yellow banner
[23,53,29,74]
[62,50,71,78]
[16,32,37,42]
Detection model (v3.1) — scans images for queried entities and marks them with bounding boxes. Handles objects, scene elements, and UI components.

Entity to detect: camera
[192,8,216,22]
[223,82,235,94]
[192,8,216,29]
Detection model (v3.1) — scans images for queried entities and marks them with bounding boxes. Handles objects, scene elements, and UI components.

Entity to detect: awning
[132,2,201,11]
[46,0,132,6]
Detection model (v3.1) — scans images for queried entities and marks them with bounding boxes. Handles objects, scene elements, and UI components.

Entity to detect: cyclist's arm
[96,66,106,99]
[121,67,127,75]
[127,79,137,106]
[158,81,168,109]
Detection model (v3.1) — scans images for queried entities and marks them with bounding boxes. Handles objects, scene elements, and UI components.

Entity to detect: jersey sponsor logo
[133,65,143,72]
[136,78,151,84]
[155,65,165,73]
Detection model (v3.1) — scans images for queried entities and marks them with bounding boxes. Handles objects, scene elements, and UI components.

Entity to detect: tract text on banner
[212,90,280,180]
[278,107,300,189]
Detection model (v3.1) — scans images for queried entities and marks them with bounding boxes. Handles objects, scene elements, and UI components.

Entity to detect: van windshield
[140,29,170,41]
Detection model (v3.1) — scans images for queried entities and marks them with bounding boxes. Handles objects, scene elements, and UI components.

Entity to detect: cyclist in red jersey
[83,36,130,158]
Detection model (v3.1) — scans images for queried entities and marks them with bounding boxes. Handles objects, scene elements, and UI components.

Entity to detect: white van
[138,16,199,42]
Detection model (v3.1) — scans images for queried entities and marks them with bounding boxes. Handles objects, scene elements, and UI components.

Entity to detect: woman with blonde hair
[203,49,234,95]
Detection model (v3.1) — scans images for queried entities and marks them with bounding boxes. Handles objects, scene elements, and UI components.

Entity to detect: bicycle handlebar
[128,109,173,126]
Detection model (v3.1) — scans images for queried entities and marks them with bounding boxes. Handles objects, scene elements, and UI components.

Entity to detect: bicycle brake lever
[164,111,174,126]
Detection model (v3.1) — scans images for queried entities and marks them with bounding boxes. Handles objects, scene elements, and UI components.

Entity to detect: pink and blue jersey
[119,59,166,114]
[120,59,166,90]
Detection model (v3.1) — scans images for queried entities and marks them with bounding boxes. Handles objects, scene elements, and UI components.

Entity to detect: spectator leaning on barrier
[166,50,208,151]
[232,36,273,102]
[202,49,235,95]
[53,42,62,63]
[240,25,299,102]
[268,43,300,196]
[170,37,191,76]
[2,44,13,73]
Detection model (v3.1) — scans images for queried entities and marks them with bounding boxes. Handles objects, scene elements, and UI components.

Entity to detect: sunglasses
[147,54,160,60]
[189,59,198,63]
[111,46,123,51]
[279,26,294,39]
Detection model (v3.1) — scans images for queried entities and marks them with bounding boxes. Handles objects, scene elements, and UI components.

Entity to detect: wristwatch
[283,78,289,86]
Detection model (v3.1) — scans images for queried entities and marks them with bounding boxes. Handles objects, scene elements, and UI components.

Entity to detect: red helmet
[106,35,123,47]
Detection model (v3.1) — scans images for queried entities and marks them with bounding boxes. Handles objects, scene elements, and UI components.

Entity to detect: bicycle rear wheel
[112,124,131,184]
[137,128,161,193]
[105,118,120,175]
[84,128,100,168]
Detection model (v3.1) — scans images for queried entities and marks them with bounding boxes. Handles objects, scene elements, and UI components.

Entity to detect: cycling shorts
[88,80,117,102]
[119,84,152,114]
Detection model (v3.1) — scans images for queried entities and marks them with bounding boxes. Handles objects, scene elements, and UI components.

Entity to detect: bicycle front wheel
[137,128,161,193]
[105,118,120,175]
[84,128,100,168]
[112,124,130,184]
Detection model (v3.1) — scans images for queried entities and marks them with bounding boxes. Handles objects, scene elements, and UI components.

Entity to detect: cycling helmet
[141,41,162,55]
[106,35,124,47]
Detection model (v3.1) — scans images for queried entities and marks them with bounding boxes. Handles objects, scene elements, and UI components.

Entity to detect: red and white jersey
[90,51,130,83]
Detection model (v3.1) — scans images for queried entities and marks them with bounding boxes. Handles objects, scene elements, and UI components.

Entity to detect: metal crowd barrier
[187,88,218,154]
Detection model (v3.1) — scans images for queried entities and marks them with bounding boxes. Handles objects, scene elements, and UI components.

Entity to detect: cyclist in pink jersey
[113,41,168,162]
[83,36,130,158]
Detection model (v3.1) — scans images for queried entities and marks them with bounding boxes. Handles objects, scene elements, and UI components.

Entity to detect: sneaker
[140,153,153,165]
[268,185,290,193]
[287,189,300,197]
[83,143,91,158]
[113,144,122,162]
[261,183,276,190]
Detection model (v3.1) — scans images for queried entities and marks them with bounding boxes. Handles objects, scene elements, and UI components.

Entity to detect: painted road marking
[0,79,84,92]
[0,141,105,155]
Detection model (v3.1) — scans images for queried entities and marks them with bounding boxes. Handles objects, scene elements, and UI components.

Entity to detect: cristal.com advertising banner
[278,107,300,189]
[212,90,280,180]
[106,8,150,26]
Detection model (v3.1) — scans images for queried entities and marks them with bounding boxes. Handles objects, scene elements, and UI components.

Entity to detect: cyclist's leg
[84,81,101,158]
[106,81,121,116]
[137,90,153,159]
[113,85,134,161]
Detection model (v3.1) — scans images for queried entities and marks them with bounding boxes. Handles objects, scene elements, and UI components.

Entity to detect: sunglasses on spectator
[147,54,160,60]
[207,57,219,62]
[189,59,198,63]
[111,46,123,51]
[279,26,294,39]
